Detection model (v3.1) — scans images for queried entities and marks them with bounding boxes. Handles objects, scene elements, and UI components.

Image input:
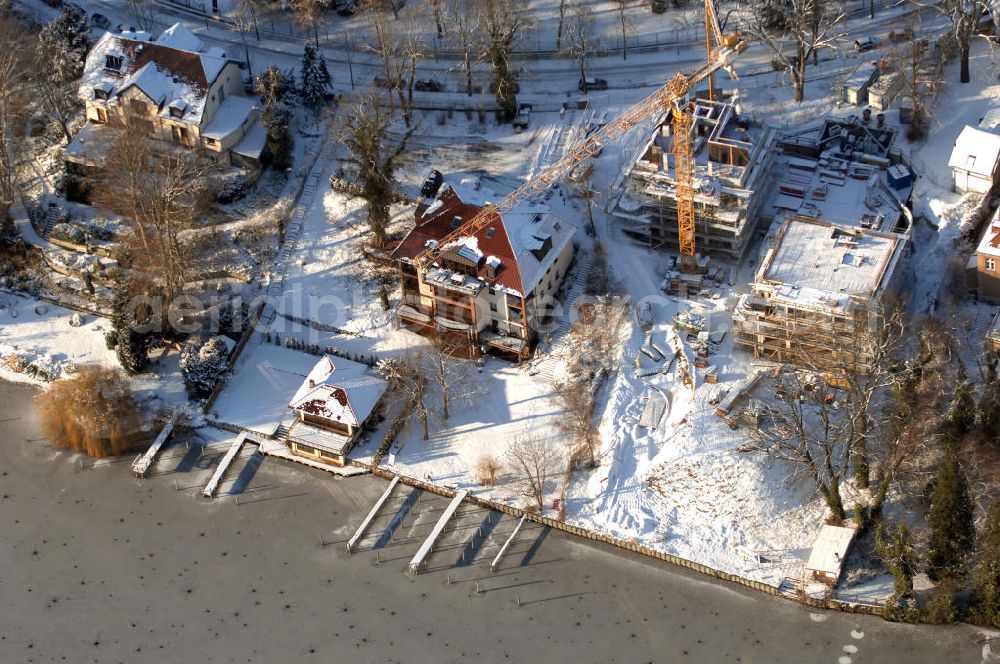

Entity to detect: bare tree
[448,0,481,96]
[290,0,323,47]
[507,434,556,512]
[742,0,846,103]
[558,381,601,466]
[555,0,567,51]
[428,0,446,38]
[339,94,414,248]
[126,0,156,31]
[92,117,218,301]
[378,355,430,439]
[370,5,425,127]
[741,306,908,521]
[480,0,529,121]
[475,453,500,486]
[921,0,990,83]
[614,0,633,61]
[230,0,259,79]
[0,16,31,219]
[565,0,594,91]
[424,337,480,421]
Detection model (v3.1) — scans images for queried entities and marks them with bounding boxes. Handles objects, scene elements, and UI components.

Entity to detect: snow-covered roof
[393,177,576,297]
[288,356,387,427]
[949,125,1000,178]
[200,95,258,141]
[231,120,267,160]
[758,217,903,311]
[977,208,1000,260]
[78,23,239,127]
[805,524,856,576]
[982,105,1000,133]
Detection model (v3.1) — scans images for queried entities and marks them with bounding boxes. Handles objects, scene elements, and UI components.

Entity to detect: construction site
[733,216,908,372]
[612,98,776,261]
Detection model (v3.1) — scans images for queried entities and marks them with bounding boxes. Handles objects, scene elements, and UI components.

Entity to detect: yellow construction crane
[413,13,746,273]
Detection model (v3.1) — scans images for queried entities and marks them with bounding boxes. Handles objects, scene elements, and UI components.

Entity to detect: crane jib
[413,40,745,269]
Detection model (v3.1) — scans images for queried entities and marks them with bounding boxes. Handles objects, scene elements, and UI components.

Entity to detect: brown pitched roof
[129,42,208,91]
[392,186,525,294]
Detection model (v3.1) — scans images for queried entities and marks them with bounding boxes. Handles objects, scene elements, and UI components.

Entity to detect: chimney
[308,379,316,388]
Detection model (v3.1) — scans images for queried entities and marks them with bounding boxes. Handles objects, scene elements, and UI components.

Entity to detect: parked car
[853,36,877,52]
[578,77,608,92]
[420,170,444,198]
[513,103,532,133]
[414,79,444,92]
[90,13,111,30]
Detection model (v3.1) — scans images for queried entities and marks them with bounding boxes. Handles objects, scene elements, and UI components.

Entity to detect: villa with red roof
[391,179,576,359]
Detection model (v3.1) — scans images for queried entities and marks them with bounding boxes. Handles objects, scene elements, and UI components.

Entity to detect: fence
[351,460,885,616]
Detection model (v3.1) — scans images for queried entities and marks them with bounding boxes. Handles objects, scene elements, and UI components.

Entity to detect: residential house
[285,355,388,467]
[949,125,1000,194]
[805,524,857,586]
[976,208,1000,303]
[65,23,265,181]
[391,180,576,359]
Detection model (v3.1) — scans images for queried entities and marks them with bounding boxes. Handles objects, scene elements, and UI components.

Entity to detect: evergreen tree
[379,284,390,310]
[927,446,976,581]
[255,66,296,169]
[876,522,916,598]
[110,277,149,375]
[972,499,1000,627]
[947,364,976,436]
[38,6,92,84]
[299,44,330,114]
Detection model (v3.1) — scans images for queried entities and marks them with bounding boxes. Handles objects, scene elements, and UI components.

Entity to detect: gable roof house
[285,356,388,467]
[65,23,264,179]
[391,180,576,360]
[949,125,1000,194]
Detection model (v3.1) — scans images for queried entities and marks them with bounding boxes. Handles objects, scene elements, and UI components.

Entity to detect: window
[485,227,495,238]
[129,99,147,116]
[93,88,109,101]
[171,126,189,144]
[205,137,219,147]
[219,86,226,102]
[169,106,184,119]
[95,108,107,124]
[104,54,122,71]
[451,216,462,228]
[987,258,997,272]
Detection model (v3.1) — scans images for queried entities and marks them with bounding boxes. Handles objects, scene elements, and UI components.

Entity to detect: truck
[513,103,532,133]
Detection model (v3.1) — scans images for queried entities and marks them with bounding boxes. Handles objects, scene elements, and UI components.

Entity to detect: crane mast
[412,23,746,272]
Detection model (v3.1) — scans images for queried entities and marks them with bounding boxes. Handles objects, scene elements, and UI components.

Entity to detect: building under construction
[733,216,908,373]
[612,99,775,260]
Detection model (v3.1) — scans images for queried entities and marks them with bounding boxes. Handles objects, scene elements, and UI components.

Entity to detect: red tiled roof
[392,186,525,294]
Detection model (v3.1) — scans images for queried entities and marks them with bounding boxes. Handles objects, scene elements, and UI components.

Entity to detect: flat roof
[806,524,856,575]
[760,218,901,310]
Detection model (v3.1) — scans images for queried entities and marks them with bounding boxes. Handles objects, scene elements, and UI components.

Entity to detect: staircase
[260,137,335,327]
[273,423,292,440]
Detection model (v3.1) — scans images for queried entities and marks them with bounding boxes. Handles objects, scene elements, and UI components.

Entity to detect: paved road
[0,380,989,664]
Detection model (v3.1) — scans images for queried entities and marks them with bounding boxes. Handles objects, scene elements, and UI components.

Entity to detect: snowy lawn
[0,291,116,383]
[209,334,377,436]
[375,358,567,504]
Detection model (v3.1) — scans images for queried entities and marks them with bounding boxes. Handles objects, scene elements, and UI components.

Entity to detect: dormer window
[451,216,462,228]
[485,227,496,239]
[105,54,123,71]
[93,87,111,101]
[168,100,187,119]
